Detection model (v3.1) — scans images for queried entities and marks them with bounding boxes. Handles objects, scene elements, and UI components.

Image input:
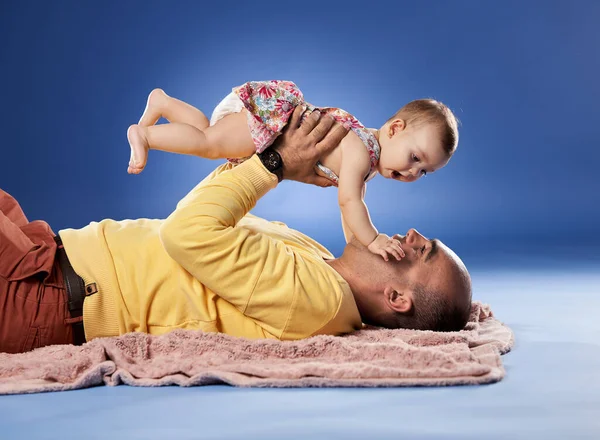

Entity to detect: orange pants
[0,189,74,353]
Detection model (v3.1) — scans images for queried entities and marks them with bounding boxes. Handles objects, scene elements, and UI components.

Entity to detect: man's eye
[412,154,420,162]
[420,245,426,254]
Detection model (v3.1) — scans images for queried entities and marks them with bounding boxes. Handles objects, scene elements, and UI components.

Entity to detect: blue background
[1,4,600,438]
[1,0,598,267]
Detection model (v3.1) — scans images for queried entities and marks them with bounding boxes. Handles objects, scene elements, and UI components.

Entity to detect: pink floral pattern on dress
[230,80,380,184]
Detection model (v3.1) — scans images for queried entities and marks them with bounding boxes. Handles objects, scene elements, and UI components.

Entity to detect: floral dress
[227,80,380,185]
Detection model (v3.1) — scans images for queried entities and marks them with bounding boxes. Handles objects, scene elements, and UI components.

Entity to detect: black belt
[54,235,87,346]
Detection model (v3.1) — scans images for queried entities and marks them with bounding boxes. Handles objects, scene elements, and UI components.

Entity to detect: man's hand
[272,106,350,187]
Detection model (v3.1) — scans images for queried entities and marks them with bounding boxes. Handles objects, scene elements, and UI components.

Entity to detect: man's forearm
[158,156,278,307]
[161,155,277,245]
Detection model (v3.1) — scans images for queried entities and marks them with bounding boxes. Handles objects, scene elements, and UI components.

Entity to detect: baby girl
[127,80,459,261]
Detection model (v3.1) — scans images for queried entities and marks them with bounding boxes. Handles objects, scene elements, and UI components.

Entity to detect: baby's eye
[421,170,427,177]
[412,154,420,162]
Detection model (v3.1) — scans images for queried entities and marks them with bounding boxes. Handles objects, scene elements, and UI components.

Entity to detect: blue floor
[1,261,599,440]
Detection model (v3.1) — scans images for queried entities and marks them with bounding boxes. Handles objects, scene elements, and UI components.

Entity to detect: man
[0,107,472,354]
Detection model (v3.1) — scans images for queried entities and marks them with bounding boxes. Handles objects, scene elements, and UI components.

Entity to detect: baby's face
[377,121,450,182]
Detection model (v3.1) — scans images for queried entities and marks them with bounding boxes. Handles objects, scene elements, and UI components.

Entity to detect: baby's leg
[130,89,211,171]
[138,88,210,130]
[127,111,255,174]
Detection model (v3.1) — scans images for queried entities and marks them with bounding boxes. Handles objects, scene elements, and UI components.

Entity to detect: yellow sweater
[59,156,362,341]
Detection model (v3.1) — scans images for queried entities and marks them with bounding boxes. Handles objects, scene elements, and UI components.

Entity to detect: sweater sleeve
[159,156,295,333]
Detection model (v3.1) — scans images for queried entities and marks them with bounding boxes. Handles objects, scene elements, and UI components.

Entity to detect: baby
[127,80,459,261]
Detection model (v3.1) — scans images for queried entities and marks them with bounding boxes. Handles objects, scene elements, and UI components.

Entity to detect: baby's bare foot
[138,88,168,127]
[127,124,149,174]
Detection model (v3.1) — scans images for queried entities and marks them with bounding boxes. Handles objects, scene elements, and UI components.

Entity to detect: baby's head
[377,99,459,182]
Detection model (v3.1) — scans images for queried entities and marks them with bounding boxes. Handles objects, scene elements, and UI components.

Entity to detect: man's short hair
[393,284,471,332]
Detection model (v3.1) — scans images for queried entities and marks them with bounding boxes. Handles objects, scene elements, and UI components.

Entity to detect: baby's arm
[340,184,366,243]
[338,143,376,245]
[338,141,404,261]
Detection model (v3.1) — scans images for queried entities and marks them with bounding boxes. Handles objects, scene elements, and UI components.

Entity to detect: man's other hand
[272,106,349,187]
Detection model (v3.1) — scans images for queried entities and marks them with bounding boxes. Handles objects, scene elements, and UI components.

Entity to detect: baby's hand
[367,234,405,261]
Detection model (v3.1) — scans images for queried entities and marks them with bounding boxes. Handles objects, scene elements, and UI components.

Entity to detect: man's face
[341,228,470,330]
[393,228,466,298]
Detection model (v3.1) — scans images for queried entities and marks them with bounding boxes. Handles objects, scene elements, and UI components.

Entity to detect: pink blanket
[0,302,513,394]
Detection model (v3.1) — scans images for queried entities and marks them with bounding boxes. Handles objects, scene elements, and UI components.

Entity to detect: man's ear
[387,119,406,138]
[383,286,413,313]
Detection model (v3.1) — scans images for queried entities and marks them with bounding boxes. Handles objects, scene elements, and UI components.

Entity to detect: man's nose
[405,228,427,246]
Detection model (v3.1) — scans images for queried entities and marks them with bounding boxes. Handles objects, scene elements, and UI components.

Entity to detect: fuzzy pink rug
[0,301,513,394]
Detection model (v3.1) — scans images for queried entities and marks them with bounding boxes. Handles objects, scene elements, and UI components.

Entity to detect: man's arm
[172,161,235,210]
[159,107,349,335]
[159,156,281,323]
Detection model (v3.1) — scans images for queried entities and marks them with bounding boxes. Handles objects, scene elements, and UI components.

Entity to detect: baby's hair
[388,99,460,156]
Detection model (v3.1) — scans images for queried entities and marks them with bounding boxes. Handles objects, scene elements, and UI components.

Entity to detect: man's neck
[325,257,368,321]
[325,258,357,297]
